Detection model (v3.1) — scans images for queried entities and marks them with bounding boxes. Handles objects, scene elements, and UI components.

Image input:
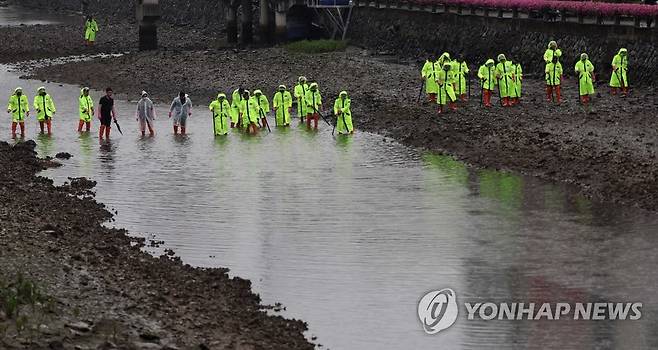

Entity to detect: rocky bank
[0,141,314,349]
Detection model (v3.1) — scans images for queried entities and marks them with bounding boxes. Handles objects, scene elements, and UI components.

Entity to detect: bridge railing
[307,0,353,7]
[353,0,658,28]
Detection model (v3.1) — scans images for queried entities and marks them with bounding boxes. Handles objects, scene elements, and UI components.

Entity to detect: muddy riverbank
[0,141,314,348]
[19,37,658,211]
[0,22,221,64]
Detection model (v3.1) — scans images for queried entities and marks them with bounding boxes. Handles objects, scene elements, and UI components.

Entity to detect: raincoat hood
[253,89,262,96]
[485,59,495,66]
[299,76,307,83]
[217,93,226,99]
[619,48,628,55]
[339,91,348,97]
[309,83,318,90]
[14,87,23,94]
[548,41,557,49]
[37,87,46,93]
[497,54,506,62]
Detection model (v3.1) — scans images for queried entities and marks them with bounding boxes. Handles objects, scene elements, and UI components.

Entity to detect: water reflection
[35,133,53,156]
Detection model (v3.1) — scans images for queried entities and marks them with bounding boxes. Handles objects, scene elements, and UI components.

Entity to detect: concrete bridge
[135,0,657,50]
[136,0,352,49]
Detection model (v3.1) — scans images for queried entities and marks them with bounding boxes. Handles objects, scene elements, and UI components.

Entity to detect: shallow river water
[2,7,658,349]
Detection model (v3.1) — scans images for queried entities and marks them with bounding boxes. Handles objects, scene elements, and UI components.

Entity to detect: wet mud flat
[21,42,658,211]
[0,141,313,348]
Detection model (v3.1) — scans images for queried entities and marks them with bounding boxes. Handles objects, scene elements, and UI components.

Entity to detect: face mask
[40,91,46,96]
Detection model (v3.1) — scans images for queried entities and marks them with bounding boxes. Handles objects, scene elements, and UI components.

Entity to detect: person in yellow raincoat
[252,90,270,129]
[209,93,231,136]
[231,87,245,128]
[294,76,309,122]
[545,55,563,104]
[33,86,56,135]
[305,83,322,129]
[478,59,497,108]
[78,87,94,132]
[273,85,292,127]
[333,91,353,134]
[436,63,457,114]
[575,53,596,107]
[609,48,629,96]
[241,90,260,135]
[421,54,440,103]
[510,59,523,105]
[7,87,29,138]
[495,54,515,107]
[451,55,469,101]
[84,16,99,46]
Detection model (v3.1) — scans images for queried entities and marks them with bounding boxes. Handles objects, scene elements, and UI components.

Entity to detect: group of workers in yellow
[4,78,355,139]
[6,87,56,138]
[209,77,353,136]
[421,41,630,112]
[7,35,630,139]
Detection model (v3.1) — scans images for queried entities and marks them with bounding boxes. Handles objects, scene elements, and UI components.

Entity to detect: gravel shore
[0,141,315,349]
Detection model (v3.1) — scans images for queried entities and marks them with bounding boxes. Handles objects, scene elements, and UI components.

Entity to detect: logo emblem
[418,288,459,334]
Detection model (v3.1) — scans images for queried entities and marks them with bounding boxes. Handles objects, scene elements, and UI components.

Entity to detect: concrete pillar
[259,0,270,43]
[139,23,158,50]
[275,11,287,43]
[136,0,161,51]
[241,0,253,44]
[227,6,238,44]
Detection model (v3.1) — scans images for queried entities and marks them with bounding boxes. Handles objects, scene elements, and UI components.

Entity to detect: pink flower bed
[409,0,658,17]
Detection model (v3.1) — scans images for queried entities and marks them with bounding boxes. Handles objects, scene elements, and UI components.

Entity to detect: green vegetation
[284,39,348,54]
[0,274,54,339]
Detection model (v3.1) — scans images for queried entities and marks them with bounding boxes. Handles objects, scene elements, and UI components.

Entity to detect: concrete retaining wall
[11,0,226,28]
[349,7,656,85]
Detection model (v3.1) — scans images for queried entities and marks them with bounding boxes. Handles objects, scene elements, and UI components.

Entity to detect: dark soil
[0,140,314,348]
